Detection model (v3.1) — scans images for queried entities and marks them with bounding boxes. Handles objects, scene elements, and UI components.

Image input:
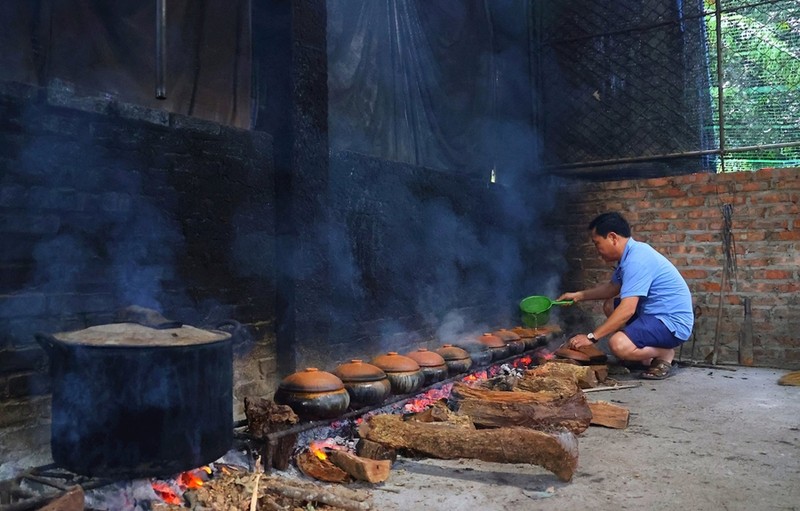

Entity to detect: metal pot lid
[370,352,420,373]
[332,359,387,382]
[479,333,505,348]
[493,329,522,342]
[279,368,345,393]
[404,348,446,368]
[436,344,470,361]
[51,323,231,347]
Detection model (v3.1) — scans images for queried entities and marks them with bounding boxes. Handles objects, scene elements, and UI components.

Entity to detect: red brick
[681,269,709,279]
[649,188,687,199]
[736,231,767,241]
[772,230,800,241]
[644,177,671,188]
[689,233,716,242]
[671,197,706,208]
[761,270,795,279]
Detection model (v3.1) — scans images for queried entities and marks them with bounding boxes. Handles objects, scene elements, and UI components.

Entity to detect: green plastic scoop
[519,295,573,327]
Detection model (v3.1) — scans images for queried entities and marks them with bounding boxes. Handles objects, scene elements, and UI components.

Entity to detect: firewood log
[244,397,299,470]
[514,375,581,396]
[358,414,578,481]
[328,450,392,483]
[296,450,349,483]
[525,361,598,388]
[450,383,591,434]
[356,438,397,462]
[588,401,630,429]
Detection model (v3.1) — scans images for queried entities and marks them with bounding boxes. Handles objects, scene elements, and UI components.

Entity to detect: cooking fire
[1,324,634,511]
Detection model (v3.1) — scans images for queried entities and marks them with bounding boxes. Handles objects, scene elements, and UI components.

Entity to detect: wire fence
[535,0,800,175]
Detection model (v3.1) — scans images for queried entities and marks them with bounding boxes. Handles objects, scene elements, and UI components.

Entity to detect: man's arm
[593,296,638,339]
[558,282,621,303]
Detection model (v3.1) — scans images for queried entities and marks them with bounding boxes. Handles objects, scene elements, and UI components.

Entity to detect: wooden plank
[588,401,630,429]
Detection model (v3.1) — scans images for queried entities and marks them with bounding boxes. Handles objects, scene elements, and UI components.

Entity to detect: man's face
[590,229,621,263]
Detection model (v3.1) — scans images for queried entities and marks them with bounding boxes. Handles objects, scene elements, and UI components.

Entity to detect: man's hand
[567,334,593,349]
[557,292,581,303]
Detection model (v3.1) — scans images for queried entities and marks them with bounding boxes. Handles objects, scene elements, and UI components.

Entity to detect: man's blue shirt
[611,238,694,340]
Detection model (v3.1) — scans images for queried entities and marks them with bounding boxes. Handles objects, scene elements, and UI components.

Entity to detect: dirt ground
[363,365,800,511]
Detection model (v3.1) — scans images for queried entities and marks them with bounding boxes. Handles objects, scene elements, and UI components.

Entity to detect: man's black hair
[589,212,631,237]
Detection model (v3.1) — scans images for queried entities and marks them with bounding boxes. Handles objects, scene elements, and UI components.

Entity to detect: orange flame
[152,481,181,505]
[177,467,208,489]
[513,355,532,367]
[151,465,212,504]
[309,439,341,460]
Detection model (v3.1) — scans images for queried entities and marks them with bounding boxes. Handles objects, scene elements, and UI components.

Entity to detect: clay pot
[274,368,350,420]
[435,344,473,374]
[405,349,449,385]
[457,341,493,367]
[370,352,425,395]
[479,333,510,360]
[511,327,546,350]
[493,329,525,355]
[332,359,392,408]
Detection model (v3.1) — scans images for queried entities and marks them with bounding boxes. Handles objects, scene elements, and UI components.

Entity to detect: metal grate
[536,0,800,175]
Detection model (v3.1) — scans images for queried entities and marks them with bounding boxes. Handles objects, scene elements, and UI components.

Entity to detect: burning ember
[151,466,212,505]
[403,383,453,413]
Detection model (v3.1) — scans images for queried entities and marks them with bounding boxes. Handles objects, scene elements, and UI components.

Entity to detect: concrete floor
[2,366,798,510]
[367,365,800,511]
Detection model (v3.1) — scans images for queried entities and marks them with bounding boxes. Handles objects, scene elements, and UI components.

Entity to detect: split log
[451,383,591,434]
[38,486,84,511]
[244,397,299,470]
[328,450,392,483]
[296,450,349,483]
[358,414,578,481]
[356,438,397,462]
[588,401,630,429]
[515,375,580,397]
[526,361,598,389]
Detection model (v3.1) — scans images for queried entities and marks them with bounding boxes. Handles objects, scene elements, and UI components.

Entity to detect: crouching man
[558,212,694,380]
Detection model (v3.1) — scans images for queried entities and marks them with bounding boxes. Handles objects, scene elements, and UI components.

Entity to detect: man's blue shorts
[623,314,685,349]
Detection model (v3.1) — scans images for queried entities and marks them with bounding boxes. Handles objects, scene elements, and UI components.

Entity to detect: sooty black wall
[0,81,275,411]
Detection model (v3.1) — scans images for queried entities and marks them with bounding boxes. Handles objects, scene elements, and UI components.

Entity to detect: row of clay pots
[273,329,543,420]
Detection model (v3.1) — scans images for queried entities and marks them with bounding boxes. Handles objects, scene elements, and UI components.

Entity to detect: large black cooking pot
[36,323,233,479]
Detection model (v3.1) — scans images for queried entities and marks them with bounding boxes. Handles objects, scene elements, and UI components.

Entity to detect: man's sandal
[641,358,673,380]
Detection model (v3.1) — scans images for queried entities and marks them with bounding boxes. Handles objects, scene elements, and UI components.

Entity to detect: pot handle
[35,332,69,358]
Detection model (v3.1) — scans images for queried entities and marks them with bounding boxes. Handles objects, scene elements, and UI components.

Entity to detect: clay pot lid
[404,348,446,368]
[493,329,521,342]
[554,347,591,362]
[50,323,231,347]
[332,359,387,382]
[511,326,540,338]
[479,333,504,349]
[370,352,421,372]
[279,368,345,392]
[436,344,470,360]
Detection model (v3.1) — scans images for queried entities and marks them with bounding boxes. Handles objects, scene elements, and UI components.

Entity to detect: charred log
[358,414,578,481]
[450,383,591,434]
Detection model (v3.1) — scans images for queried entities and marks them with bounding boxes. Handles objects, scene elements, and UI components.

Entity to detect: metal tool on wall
[711,203,737,365]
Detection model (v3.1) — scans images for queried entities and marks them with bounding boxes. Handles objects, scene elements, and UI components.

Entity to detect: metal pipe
[258,341,553,446]
[714,0,726,172]
[155,0,167,99]
[543,140,800,172]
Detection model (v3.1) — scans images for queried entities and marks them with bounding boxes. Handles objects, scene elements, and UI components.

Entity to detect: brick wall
[0,80,277,464]
[557,168,800,368]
